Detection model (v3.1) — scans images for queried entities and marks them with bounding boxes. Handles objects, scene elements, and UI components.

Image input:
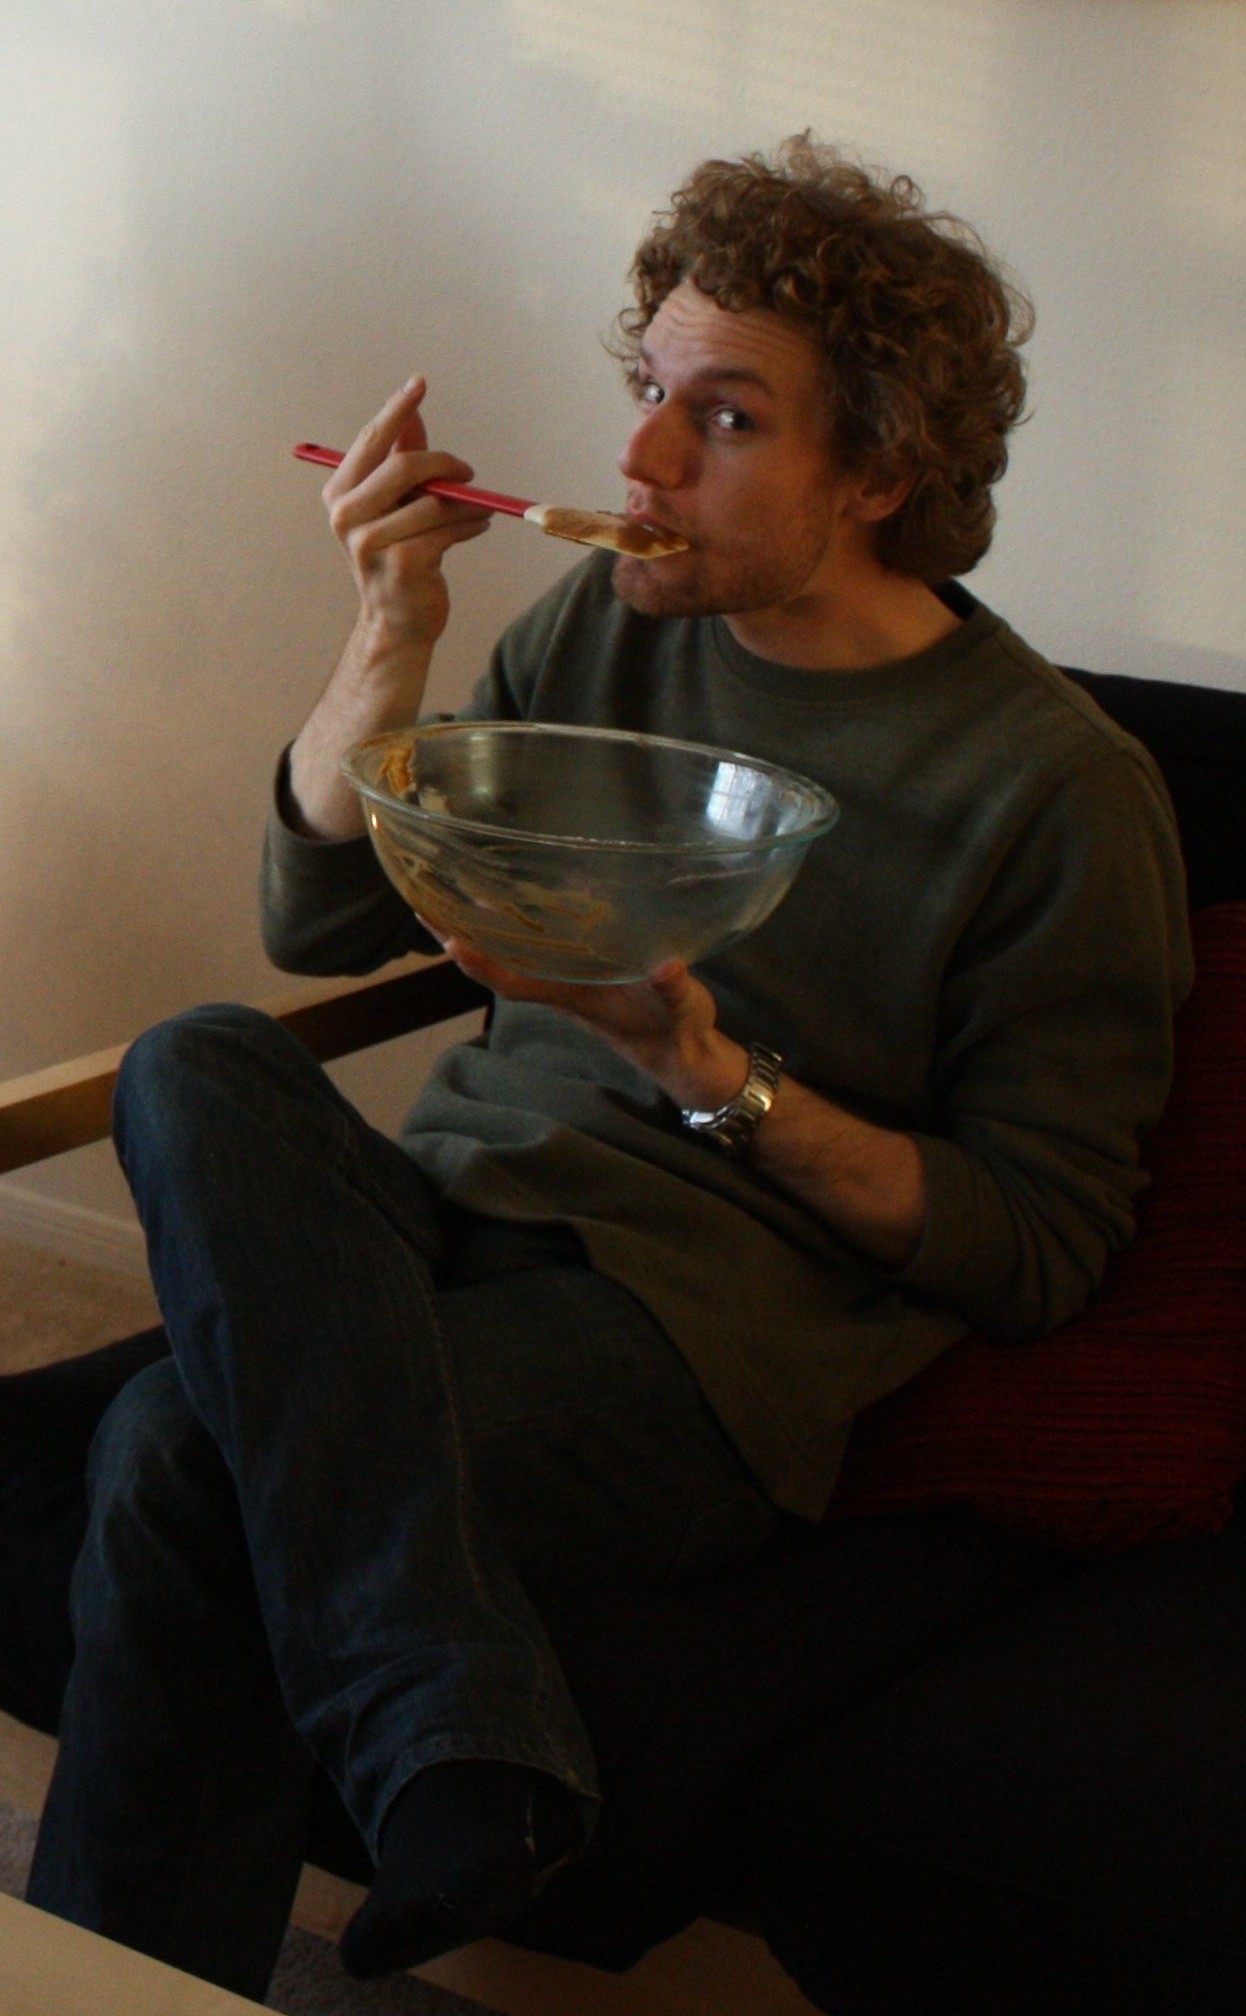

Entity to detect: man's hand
[322,376,491,658]
[439,938,752,1113]
[286,379,491,842]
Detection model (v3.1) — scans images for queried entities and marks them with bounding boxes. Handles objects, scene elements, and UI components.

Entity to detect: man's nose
[618,404,690,491]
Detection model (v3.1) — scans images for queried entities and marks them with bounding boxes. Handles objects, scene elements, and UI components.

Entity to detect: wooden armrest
[0,960,488,1176]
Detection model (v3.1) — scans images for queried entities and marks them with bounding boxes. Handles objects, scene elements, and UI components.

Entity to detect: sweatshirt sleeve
[898,745,1192,1341]
[259,752,436,975]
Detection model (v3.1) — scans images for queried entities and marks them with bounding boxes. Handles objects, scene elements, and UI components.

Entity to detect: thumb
[648,959,690,1000]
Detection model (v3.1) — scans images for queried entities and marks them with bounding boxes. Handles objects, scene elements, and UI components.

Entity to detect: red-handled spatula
[293,443,687,560]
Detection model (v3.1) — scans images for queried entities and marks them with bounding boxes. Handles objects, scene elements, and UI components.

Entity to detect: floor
[0,1235,160,1376]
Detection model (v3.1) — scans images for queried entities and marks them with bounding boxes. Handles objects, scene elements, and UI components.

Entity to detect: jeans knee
[118,1004,276,1115]
[114,1004,310,1175]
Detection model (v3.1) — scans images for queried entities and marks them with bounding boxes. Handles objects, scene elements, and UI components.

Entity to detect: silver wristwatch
[681,1043,784,1157]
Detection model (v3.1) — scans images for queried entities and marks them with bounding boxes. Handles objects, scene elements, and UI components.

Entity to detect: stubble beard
[611,507,837,623]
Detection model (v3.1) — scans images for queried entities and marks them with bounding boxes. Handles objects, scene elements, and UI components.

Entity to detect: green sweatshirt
[262,557,1191,1519]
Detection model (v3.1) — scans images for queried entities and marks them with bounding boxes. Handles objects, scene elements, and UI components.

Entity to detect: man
[25,138,1189,1997]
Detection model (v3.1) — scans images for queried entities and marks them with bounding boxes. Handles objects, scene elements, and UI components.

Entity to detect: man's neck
[723,573,962,672]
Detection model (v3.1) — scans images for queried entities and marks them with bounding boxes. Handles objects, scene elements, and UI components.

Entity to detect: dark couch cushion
[754,1513,1246,2016]
[827,902,1246,1552]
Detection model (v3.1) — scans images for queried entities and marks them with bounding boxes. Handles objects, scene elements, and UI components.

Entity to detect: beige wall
[2,0,1243,1265]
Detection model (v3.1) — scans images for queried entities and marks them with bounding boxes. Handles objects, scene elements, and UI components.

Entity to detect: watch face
[683,1045,781,1154]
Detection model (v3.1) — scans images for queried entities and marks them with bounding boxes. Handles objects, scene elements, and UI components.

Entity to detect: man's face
[612,280,860,625]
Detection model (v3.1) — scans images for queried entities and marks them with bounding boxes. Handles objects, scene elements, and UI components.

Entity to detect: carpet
[0,1237,159,1374]
[0,1800,489,2014]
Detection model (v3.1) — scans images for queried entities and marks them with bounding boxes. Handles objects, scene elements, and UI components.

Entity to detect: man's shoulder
[960,599,1164,784]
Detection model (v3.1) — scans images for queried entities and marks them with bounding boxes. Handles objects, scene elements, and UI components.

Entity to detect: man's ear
[850,464,916,525]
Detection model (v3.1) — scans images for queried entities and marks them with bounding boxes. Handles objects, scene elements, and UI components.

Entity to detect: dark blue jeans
[27,1005,778,1997]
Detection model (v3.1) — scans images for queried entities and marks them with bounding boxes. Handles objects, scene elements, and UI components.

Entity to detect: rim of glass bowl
[342,721,838,857]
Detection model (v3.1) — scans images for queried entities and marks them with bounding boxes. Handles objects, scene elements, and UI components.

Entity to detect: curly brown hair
[616,136,1033,581]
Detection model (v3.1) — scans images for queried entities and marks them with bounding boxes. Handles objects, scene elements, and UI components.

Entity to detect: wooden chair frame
[0,955,819,2015]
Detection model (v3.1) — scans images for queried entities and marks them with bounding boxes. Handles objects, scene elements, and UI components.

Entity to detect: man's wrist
[664,1031,752,1115]
[337,618,434,712]
[284,627,435,842]
[681,1042,785,1156]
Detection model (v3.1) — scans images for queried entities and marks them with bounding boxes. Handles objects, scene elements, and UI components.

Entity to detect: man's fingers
[328,447,485,549]
[327,376,430,495]
[344,497,492,574]
[320,379,494,574]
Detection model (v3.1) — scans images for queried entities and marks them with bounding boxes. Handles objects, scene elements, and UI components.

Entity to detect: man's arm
[285,377,492,840]
[748,1071,926,1267]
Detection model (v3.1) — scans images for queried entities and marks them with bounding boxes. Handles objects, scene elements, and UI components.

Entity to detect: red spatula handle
[292,443,534,516]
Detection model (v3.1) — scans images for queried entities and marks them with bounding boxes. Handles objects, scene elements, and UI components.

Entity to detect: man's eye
[635,378,664,407]
[712,406,753,434]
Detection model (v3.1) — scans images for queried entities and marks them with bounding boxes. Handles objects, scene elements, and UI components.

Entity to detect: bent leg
[112,1006,598,1849]
[26,1357,313,2001]
[108,1005,790,1980]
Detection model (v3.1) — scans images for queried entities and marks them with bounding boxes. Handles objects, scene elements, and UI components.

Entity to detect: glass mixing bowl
[342,721,838,983]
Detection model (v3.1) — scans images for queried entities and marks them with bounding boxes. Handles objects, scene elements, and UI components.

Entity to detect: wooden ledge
[0,961,488,1175]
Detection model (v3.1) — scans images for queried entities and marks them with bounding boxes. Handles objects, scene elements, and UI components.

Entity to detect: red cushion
[827,903,1246,1552]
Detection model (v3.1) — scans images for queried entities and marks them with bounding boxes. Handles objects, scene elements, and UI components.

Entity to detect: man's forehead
[642,280,820,390]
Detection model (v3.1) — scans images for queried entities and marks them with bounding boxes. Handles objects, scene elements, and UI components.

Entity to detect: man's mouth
[625,506,689,552]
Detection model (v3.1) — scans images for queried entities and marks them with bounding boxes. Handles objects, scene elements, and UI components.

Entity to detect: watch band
[681,1043,784,1157]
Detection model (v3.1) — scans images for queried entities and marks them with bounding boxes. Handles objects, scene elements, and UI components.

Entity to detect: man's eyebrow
[636,345,778,396]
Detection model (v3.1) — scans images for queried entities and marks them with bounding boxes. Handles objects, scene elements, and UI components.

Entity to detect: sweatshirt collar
[708,586,1001,707]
